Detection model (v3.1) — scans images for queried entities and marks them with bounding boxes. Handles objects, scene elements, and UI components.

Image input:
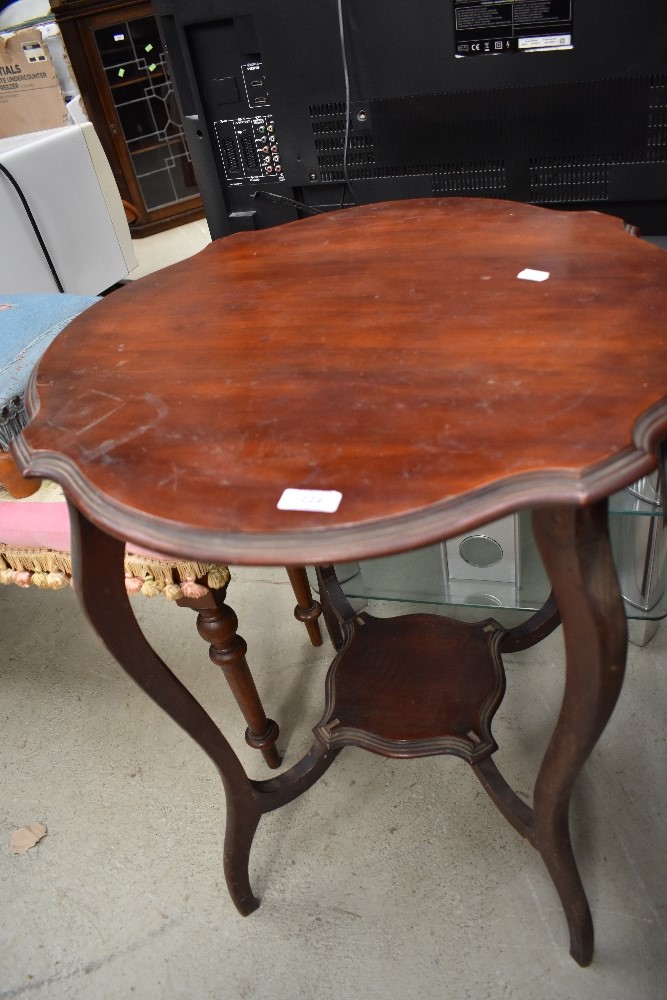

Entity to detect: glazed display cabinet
[52,0,203,235]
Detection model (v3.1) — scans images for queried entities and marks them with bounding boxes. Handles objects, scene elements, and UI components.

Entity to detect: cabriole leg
[531,502,627,966]
[67,503,263,913]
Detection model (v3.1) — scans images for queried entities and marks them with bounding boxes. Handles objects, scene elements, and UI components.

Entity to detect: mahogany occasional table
[13,198,667,966]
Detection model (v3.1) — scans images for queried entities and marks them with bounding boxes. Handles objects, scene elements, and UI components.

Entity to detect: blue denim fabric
[0,294,99,448]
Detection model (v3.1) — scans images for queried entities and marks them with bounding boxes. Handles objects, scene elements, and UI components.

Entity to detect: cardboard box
[0,28,68,139]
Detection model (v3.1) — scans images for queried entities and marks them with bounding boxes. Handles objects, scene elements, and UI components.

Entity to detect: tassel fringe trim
[0,545,230,599]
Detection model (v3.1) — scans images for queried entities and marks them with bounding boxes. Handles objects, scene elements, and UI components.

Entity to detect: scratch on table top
[73,391,125,436]
[78,393,169,462]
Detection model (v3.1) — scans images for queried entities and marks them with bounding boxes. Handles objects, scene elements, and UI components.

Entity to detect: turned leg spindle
[195,593,281,769]
[285,565,323,646]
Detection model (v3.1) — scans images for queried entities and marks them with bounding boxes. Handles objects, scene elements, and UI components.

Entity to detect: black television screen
[154,0,667,238]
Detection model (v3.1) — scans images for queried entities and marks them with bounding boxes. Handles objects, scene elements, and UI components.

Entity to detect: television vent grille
[315,132,376,173]
[431,162,506,196]
[530,157,610,202]
[319,162,442,182]
[648,76,667,159]
[315,134,374,152]
[309,102,346,116]
[311,119,346,134]
[317,153,377,169]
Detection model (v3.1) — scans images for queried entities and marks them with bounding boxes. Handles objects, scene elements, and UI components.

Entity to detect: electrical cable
[0,161,65,293]
[336,0,359,208]
[251,189,326,216]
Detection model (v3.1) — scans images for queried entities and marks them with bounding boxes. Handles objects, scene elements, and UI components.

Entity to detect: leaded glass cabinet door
[93,15,198,213]
[52,0,203,235]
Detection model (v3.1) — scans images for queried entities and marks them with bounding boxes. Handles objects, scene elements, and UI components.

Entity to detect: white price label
[517,268,550,282]
[277,488,343,513]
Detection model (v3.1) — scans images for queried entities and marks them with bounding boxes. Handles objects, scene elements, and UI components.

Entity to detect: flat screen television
[153,0,667,238]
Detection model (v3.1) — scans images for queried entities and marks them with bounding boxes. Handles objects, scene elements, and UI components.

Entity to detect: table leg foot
[473,755,592,964]
[223,798,262,915]
[531,502,627,966]
[537,819,594,966]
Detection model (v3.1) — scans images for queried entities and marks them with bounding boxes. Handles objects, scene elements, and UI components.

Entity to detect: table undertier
[314,612,506,762]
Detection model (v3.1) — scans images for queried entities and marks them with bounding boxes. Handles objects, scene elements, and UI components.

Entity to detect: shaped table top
[14,198,667,564]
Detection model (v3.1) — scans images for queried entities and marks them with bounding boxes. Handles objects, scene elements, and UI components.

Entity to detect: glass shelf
[311,482,666,626]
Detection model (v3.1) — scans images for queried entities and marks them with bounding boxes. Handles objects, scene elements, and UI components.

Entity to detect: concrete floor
[123,220,212,282]
[1,571,665,1000]
[2,223,666,998]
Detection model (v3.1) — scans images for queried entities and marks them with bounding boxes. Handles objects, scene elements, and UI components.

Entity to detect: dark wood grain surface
[14,198,667,563]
